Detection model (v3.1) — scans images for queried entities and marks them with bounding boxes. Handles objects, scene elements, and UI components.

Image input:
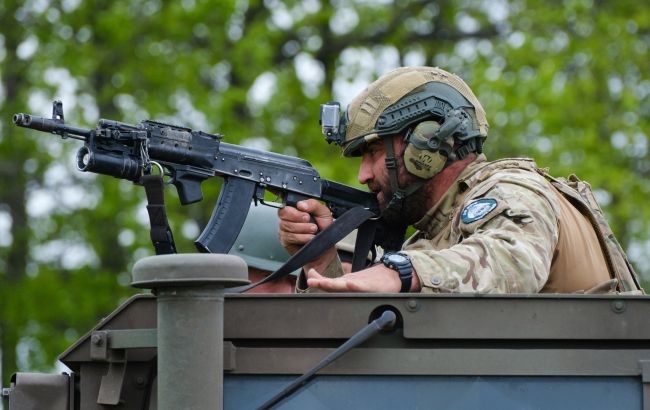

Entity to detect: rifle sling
[228,206,377,293]
[353,219,377,272]
[141,174,177,255]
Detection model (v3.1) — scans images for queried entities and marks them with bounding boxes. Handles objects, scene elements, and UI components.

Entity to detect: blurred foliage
[0,0,649,386]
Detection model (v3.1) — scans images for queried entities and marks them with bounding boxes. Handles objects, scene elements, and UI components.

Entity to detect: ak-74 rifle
[13,101,403,262]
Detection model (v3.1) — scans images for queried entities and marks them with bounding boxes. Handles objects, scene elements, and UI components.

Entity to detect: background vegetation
[1,0,649,387]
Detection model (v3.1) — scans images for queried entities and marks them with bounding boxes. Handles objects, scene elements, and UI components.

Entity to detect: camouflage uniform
[299,154,642,294]
[402,155,605,293]
[401,155,553,293]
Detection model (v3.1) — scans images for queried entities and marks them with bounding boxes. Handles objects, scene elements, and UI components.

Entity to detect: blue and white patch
[461,198,498,224]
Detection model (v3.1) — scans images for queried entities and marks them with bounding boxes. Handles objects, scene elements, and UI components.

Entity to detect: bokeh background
[1,0,649,388]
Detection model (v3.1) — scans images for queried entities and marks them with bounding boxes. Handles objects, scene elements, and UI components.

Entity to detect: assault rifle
[13,101,403,259]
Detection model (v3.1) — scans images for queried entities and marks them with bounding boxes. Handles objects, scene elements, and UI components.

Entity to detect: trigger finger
[279,207,313,224]
[281,232,316,247]
[279,220,318,235]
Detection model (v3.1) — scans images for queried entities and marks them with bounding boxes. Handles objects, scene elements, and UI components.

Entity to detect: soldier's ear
[403,121,449,179]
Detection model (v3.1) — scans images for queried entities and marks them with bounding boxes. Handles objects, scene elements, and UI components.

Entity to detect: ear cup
[404,121,449,179]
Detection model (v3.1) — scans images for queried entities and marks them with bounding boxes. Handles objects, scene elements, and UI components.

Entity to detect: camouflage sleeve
[403,174,560,293]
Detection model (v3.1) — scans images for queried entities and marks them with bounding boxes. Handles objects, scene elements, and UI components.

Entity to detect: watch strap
[397,266,412,293]
[381,252,413,293]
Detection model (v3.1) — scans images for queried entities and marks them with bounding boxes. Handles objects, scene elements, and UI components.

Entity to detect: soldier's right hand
[278,199,337,272]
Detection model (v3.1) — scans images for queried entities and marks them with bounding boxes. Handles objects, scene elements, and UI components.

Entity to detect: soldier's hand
[278,199,337,272]
[306,264,414,293]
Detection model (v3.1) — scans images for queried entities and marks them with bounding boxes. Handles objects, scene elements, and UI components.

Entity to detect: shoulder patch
[461,198,498,224]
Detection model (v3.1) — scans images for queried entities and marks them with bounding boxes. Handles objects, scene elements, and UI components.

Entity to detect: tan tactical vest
[542,172,644,294]
[465,159,644,294]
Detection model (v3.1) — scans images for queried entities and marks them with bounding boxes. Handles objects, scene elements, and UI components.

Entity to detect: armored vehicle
[3,253,650,410]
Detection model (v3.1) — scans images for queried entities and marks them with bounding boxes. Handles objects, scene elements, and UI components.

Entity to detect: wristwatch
[380,252,413,293]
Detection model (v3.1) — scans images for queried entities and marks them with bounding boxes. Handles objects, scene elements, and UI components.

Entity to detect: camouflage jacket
[401,154,559,293]
[403,155,645,293]
[298,155,642,294]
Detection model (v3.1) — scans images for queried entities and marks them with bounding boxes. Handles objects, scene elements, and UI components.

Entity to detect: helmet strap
[383,137,426,213]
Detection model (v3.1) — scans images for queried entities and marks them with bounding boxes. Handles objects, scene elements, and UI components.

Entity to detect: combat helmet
[228,202,298,275]
[320,66,489,211]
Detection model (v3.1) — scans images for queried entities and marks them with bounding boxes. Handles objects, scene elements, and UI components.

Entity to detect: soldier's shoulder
[462,158,553,200]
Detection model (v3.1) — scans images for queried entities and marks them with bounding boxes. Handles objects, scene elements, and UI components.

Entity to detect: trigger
[259,199,282,209]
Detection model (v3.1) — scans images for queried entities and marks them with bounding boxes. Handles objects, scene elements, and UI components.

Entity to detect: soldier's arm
[404,179,559,293]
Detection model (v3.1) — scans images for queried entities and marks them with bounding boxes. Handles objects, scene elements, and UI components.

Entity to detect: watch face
[386,253,409,264]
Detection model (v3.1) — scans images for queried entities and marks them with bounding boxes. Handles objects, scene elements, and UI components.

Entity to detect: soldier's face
[358,137,416,210]
[358,140,391,209]
[358,137,428,223]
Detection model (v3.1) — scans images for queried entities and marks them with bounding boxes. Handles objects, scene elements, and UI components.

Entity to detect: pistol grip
[173,170,208,205]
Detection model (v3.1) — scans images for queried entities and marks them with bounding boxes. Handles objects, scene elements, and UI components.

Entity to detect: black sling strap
[140,174,177,255]
[352,218,377,272]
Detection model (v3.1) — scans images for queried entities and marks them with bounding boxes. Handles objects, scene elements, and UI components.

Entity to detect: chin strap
[382,138,426,213]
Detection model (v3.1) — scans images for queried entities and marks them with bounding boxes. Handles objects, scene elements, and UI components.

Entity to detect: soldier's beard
[373,182,427,252]
[376,166,429,227]
[380,185,429,226]
[372,139,430,227]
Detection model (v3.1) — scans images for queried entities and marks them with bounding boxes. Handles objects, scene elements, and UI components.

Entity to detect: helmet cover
[341,66,488,157]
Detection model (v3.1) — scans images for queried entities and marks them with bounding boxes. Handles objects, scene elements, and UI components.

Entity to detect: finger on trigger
[278,205,307,222]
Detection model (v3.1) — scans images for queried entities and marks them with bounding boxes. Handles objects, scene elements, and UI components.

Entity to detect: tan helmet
[319,66,489,212]
[341,66,488,157]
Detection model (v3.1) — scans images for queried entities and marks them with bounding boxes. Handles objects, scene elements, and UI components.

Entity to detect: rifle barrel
[13,113,91,140]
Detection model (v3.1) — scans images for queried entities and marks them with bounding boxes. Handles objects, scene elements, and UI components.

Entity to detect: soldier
[279,66,643,294]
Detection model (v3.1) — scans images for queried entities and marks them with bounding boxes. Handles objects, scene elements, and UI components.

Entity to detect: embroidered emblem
[461,198,498,224]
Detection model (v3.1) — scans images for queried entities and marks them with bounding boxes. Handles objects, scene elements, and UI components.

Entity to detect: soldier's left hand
[305,264,419,293]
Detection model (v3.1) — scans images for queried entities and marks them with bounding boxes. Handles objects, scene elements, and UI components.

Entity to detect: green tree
[0,0,649,387]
